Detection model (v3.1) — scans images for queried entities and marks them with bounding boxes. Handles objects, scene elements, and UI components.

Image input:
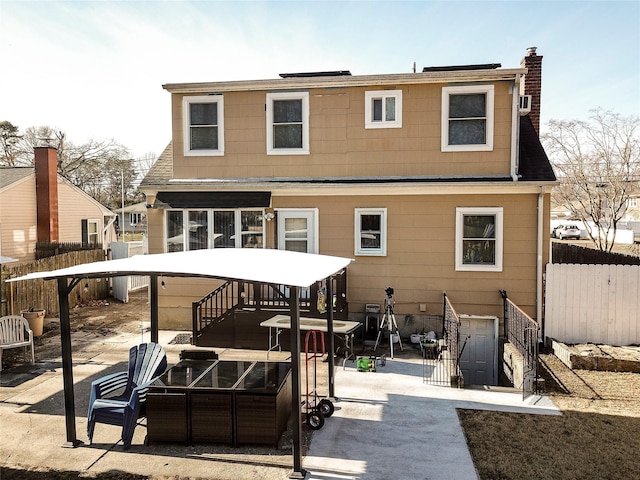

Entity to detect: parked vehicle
[554,224,581,240]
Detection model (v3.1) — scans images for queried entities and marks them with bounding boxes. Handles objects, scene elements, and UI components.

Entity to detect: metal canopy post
[58,277,82,447]
[288,286,306,479]
[150,274,159,343]
[326,276,335,399]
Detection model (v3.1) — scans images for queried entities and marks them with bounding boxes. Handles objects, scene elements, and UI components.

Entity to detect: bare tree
[1,122,140,210]
[0,121,23,166]
[543,109,640,251]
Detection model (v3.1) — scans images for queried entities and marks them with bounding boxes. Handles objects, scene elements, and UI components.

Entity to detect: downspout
[510,74,521,181]
[537,186,545,340]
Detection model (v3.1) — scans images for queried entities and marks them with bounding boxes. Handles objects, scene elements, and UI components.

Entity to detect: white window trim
[276,208,319,254]
[85,219,100,245]
[455,207,503,272]
[183,95,224,156]
[441,85,494,152]
[364,90,402,129]
[266,91,309,155]
[165,208,266,252]
[355,208,387,256]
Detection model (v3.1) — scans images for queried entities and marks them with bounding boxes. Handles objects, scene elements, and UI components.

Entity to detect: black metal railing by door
[423,292,464,387]
[501,290,540,399]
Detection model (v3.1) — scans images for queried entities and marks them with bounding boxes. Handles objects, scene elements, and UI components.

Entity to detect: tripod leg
[373,315,384,351]
[389,313,403,354]
[374,314,387,351]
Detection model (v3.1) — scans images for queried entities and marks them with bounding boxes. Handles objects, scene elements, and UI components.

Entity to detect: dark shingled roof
[0,167,33,190]
[518,115,557,182]
[140,143,173,187]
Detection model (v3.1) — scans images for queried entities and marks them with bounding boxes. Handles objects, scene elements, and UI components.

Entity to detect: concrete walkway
[0,328,559,479]
[304,358,559,480]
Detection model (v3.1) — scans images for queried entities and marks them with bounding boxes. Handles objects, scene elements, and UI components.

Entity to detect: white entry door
[458,315,498,386]
[277,209,318,254]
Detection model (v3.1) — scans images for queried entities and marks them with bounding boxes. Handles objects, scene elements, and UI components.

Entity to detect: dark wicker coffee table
[147,359,291,447]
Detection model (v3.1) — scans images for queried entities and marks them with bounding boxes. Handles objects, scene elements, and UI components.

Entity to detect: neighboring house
[0,147,117,262]
[117,201,148,235]
[140,47,556,342]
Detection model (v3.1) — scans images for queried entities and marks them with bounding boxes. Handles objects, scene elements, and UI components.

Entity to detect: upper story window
[355,208,387,256]
[166,209,264,252]
[365,90,402,129]
[266,91,309,155]
[627,197,638,208]
[183,95,224,156]
[455,207,503,272]
[442,85,494,152]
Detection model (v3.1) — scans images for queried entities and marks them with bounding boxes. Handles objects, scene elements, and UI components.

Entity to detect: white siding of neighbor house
[545,263,640,346]
[57,179,108,244]
[0,176,38,261]
[0,175,115,262]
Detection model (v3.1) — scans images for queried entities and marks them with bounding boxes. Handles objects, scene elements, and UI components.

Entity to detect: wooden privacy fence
[552,242,640,265]
[1,250,109,317]
[545,263,640,346]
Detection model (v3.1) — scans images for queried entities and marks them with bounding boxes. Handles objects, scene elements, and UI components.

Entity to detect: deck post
[326,277,335,399]
[58,277,82,447]
[150,274,159,343]
[288,286,306,479]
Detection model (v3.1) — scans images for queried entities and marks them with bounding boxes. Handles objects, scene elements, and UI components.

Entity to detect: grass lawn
[458,352,640,480]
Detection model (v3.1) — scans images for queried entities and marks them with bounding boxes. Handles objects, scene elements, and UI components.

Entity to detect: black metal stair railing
[192,269,348,345]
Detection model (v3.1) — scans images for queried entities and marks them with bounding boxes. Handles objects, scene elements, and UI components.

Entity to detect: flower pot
[21,309,45,337]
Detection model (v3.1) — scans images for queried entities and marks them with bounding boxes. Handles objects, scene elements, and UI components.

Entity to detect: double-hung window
[365,90,402,129]
[355,208,387,256]
[166,209,264,252]
[442,85,494,152]
[183,95,224,156]
[455,207,503,272]
[266,91,309,154]
[130,213,142,226]
[82,219,100,246]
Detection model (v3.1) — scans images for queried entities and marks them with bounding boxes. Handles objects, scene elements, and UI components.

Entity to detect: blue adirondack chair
[87,343,167,450]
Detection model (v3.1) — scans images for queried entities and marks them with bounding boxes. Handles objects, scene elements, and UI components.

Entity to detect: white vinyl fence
[110,241,149,302]
[545,263,640,346]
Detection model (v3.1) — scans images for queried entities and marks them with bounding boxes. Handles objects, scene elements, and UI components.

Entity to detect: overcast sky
[1,0,638,159]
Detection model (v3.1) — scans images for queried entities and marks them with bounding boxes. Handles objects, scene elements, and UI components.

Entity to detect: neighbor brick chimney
[34,147,59,242]
[520,46,543,135]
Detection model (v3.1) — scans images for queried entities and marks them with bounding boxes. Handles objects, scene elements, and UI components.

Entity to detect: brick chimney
[520,46,543,135]
[34,147,59,242]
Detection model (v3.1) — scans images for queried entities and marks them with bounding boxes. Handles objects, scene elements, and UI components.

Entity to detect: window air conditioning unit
[519,95,532,115]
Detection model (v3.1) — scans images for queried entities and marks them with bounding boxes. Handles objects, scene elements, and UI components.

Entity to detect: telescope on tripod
[374,287,403,358]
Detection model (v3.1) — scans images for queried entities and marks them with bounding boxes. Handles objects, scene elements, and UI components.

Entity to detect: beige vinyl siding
[0,177,38,261]
[171,82,514,180]
[56,181,106,243]
[0,176,113,262]
[151,191,548,330]
[274,193,541,320]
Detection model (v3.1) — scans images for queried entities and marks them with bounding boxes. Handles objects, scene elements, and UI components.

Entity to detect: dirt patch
[459,348,640,480]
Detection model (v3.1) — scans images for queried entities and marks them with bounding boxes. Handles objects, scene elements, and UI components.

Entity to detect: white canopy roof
[8,249,352,287]
[0,256,18,264]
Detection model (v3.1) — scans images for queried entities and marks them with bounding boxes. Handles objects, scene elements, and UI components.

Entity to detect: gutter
[537,186,545,340]
[510,74,521,181]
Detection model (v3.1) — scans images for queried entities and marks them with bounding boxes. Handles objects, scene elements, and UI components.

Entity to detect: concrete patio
[0,323,560,479]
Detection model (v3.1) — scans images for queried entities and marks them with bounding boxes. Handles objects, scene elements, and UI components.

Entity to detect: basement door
[458,315,498,386]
